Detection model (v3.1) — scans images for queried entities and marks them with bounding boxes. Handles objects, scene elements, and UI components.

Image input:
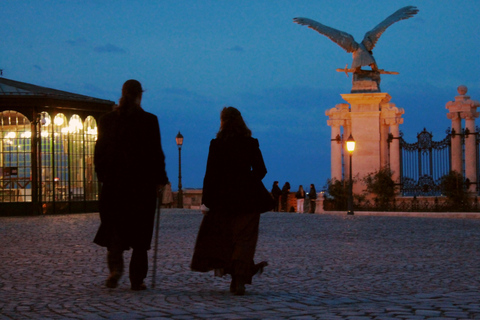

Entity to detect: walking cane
[151,188,162,289]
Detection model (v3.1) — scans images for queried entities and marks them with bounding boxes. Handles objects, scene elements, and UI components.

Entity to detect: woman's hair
[216,106,252,139]
[118,79,144,113]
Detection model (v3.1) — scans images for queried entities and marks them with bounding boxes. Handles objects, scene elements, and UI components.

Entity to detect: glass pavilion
[0,77,114,215]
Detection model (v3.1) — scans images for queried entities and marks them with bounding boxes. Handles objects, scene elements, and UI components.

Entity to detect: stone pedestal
[351,71,381,93]
[315,193,325,214]
[326,92,404,195]
[341,93,395,194]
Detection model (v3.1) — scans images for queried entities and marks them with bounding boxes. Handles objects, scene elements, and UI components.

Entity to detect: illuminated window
[0,111,32,202]
[84,116,98,201]
[1,110,100,206]
[53,113,69,202]
[69,115,84,201]
[39,112,53,202]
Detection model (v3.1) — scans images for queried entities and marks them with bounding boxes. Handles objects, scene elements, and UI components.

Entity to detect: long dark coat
[93,107,168,250]
[191,136,267,276]
[201,137,267,213]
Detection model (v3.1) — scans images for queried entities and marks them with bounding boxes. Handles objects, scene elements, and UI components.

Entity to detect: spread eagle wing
[293,17,358,53]
[362,6,419,51]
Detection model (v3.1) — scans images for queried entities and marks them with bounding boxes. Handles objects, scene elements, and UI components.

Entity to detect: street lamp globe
[176,131,184,148]
[346,134,356,153]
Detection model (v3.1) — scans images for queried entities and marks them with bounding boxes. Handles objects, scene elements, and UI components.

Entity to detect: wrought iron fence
[323,126,480,212]
[399,128,451,196]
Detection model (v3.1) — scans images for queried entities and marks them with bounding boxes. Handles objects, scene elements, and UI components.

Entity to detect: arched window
[69,115,84,201]
[39,112,53,202]
[84,116,98,200]
[53,113,69,201]
[0,111,32,202]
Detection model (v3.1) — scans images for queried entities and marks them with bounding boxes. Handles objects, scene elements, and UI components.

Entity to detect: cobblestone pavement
[1,210,480,319]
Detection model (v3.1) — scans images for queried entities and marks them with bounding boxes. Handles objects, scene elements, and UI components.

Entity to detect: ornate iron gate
[399,128,451,196]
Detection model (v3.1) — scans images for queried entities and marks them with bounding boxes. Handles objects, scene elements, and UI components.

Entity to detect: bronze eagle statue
[293,6,419,73]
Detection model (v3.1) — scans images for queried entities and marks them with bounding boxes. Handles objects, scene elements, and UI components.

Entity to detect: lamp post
[175,131,184,208]
[346,134,356,215]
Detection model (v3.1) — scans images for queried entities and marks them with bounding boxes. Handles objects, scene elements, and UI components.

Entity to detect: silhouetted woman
[94,79,168,290]
[295,185,305,213]
[191,106,269,295]
[281,182,290,212]
[309,183,317,213]
[271,181,282,212]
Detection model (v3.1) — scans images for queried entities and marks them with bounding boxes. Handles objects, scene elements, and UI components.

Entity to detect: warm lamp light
[346,133,355,216]
[69,117,82,133]
[41,117,51,127]
[346,134,356,152]
[54,116,64,126]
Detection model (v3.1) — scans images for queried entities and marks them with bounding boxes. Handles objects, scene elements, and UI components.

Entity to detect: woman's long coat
[93,108,168,250]
[191,136,267,273]
[201,136,267,213]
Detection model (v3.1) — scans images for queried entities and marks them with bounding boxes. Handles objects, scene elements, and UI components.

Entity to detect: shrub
[324,178,351,210]
[363,167,395,209]
[439,171,468,209]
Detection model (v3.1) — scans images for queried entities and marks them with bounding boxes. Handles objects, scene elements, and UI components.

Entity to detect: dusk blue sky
[2,1,479,192]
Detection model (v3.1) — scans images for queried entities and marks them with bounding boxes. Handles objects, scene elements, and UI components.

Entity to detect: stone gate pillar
[327,93,403,195]
[389,122,402,184]
[326,103,350,182]
[340,93,392,194]
[446,85,480,191]
[463,112,478,191]
[381,103,405,185]
[329,122,343,181]
[447,112,462,174]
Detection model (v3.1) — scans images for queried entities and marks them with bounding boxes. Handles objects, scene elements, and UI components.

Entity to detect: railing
[325,196,480,212]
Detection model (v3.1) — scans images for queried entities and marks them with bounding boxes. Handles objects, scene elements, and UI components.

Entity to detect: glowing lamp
[346,134,356,153]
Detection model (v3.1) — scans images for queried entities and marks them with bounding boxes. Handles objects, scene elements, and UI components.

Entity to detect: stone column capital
[383,118,404,126]
[460,111,480,120]
[446,96,480,113]
[327,119,345,127]
[326,104,350,116]
[447,112,461,120]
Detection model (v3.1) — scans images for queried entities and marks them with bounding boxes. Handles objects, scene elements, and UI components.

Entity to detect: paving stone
[0,210,479,319]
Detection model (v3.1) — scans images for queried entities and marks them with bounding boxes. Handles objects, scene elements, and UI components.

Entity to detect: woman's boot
[233,275,246,296]
[230,275,237,293]
[106,250,124,288]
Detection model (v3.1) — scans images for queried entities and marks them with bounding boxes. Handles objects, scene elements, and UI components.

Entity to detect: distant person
[162,182,174,208]
[281,182,290,212]
[309,184,317,213]
[191,106,271,296]
[93,79,168,291]
[295,185,306,213]
[271,181,282,212]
